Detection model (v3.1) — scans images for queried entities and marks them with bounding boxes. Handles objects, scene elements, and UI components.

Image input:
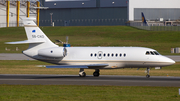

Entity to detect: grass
[0,85,180,101]
[1,26,180,55]
[0,60,180,77]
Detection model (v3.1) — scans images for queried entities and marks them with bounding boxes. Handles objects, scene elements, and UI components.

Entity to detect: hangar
[40,0,128,26]
[39,0,180,26]
[129,0,180,21]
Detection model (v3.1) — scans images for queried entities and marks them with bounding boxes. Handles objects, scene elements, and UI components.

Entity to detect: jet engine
[38,47,67,58]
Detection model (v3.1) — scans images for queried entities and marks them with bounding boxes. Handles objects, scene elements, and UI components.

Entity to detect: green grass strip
[0,85,180,101]
[0,60,180,77]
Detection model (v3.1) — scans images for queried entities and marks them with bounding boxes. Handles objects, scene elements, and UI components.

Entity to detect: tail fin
[6,17,58,57]
[6,17,57,48]
[141,12,148,26]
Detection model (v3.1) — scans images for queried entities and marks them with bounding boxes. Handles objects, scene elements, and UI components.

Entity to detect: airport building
[0,0,38,28]
[39,0,180,26]
[1,0,180,27]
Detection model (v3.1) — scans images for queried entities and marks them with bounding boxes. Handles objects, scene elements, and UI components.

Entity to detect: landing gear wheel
[79,72,86,77]
[146,74,150,78]
[93,69,100,77]
[146,68,150,78]
[79,68,86,77]
[93,72,99,77]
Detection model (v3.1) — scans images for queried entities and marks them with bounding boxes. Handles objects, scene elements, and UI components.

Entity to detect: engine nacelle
[38,47,67,58]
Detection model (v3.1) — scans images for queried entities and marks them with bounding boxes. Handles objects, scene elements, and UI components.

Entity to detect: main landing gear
[79,69,100,77]
[93,69,100,77]
[146,68,150,78]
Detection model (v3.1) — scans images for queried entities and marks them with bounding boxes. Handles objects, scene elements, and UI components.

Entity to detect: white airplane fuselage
[23,46,175,69]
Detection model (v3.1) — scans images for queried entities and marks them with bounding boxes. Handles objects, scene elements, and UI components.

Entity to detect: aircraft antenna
[66,36,69,44]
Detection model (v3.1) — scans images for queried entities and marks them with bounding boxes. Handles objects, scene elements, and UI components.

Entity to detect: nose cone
[161,56,175,66]
[166,58,175,65]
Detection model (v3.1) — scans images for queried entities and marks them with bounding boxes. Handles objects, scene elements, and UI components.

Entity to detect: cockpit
[145,51,160,55]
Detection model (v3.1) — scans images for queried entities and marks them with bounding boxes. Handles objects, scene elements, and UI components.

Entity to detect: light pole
[50,13,53,26]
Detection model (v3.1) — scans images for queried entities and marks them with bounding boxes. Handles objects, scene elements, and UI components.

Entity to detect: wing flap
[46,64,109,68]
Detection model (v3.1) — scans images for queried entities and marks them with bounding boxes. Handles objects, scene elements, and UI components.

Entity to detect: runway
[0,74,180,87]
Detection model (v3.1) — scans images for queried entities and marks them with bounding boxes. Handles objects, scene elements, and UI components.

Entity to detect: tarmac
[0,74,180,86]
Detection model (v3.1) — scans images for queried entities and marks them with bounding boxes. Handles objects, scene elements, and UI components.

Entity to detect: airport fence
[39,19,129,26]
[130,22,180,31]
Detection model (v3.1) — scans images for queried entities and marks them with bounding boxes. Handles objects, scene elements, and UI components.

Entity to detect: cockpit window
[154,51,160,55]
[146,51,160,55]
[150,51,154,55]
[146,51,150,55]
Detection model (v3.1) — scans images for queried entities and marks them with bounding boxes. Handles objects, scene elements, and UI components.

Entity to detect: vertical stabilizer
[23,18,55,46]
[22,18,58,57]
[6,17,59,57]
[141,12,148,26]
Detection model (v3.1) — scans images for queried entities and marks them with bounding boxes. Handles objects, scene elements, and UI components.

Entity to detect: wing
[46,64,109,68]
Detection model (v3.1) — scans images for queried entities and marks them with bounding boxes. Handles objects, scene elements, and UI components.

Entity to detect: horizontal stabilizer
[46,64,109,68]
[5,40,45,44]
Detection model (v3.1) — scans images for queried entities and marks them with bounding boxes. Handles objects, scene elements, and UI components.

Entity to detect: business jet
[6,18,175,78]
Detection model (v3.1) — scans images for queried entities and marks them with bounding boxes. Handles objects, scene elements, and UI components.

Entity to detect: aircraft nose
[163,56,175,66]
[168,58,175,64]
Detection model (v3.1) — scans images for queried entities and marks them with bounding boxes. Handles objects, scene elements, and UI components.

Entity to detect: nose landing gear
[79,68,86,77]
[146,68,150,78]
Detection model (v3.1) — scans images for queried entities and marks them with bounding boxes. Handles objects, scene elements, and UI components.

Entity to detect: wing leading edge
[46,64,109,68]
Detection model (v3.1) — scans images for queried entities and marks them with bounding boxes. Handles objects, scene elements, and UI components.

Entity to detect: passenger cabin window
[91,52,129,58]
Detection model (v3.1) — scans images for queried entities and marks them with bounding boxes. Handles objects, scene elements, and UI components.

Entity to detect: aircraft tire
[93,72,100,77]
[146,75,150,78]
[79,72,86,77]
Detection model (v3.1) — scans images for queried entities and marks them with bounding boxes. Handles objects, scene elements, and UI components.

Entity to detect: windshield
[145,51,160,55]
